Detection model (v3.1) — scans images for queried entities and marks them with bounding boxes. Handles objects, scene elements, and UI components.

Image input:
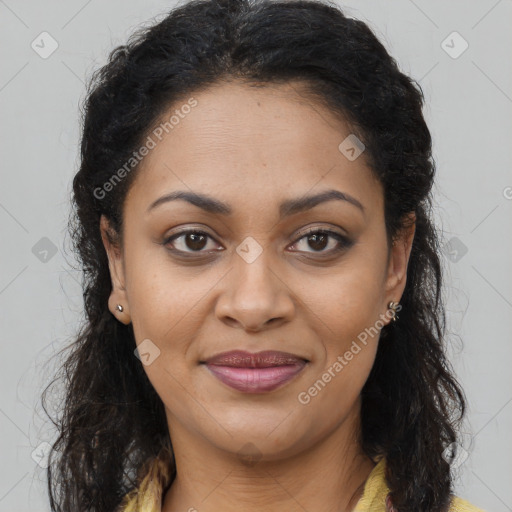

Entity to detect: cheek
[295,255,386,337]
[124,245,203,342]
[293,257,384,398]
[296,316,379,428]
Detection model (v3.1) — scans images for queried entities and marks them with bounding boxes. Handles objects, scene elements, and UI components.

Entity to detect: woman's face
[101,80,414,462]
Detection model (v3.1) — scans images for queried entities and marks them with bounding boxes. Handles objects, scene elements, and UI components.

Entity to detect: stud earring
[116,304,124,312]
[388,301,400,322]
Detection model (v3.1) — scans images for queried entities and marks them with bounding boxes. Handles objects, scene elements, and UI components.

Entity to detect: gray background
[1,0,511,510]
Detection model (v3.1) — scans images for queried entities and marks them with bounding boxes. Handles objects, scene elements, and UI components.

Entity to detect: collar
[118,453,391,512]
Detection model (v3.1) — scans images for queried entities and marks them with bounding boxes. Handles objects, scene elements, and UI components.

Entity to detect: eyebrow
[147,188,365,218]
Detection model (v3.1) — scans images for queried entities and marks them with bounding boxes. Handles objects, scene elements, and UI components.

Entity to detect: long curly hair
[42,0,467,510]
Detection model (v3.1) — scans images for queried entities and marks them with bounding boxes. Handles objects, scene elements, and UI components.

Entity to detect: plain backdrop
[1,0,511,511]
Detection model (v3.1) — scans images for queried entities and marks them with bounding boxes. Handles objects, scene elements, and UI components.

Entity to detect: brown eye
[164,230,220,254]
[290,229,352,255]
[305,232,329,251]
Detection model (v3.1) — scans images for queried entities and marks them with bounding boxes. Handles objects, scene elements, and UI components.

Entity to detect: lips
[202,350,308,393]
[205,350,307,367]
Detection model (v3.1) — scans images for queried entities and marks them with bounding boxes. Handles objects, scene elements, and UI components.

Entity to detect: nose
[215,245,295,332]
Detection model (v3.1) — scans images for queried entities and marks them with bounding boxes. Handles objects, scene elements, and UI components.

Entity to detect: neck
[162,404,375,512]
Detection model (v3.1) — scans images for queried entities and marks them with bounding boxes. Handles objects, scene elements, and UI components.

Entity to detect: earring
[388,301,400,322]
[116,304,124,312]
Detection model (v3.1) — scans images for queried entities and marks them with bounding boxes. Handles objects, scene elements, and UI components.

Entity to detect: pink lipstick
[203,350,307,393]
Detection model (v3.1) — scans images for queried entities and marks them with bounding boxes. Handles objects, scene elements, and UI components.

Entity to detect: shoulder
[355,456,488,512]
[449,495,488,512]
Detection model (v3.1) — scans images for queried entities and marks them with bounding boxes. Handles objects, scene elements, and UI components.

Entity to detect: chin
[205,416,312,461]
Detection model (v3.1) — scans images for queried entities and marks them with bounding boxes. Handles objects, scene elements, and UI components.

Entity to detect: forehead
[125,80,382,217]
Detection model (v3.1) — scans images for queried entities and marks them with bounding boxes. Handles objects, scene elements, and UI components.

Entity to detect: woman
[42,0,486,511]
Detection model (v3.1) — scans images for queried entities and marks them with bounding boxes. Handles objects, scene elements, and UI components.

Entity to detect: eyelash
[162,227,352,258]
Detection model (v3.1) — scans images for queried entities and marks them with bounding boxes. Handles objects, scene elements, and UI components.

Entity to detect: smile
[202,350,308,393]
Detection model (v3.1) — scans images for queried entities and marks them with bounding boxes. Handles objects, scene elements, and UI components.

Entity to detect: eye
[289,228,352,255]
[163,229,221,254]
[163,227,353,257]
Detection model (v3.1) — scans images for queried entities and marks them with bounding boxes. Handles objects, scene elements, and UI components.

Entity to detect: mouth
[201,350,309,393]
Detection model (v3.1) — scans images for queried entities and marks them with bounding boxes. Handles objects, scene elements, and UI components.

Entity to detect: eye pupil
[186,233,207,251]
[308,233,328,251]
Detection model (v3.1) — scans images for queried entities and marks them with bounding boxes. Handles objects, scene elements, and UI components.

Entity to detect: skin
[100,80,415,512]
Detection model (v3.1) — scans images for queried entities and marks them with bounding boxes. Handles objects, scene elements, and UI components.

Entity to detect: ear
[382,212,416,323]
[100,215,131,325]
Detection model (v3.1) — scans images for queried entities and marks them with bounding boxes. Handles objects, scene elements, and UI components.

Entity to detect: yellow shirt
[353,457,487,512]
[117,454,487,512]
